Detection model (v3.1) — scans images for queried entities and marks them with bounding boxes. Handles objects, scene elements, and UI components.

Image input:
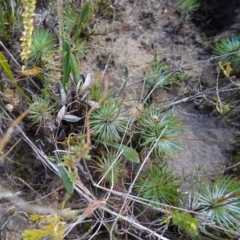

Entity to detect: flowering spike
[20,0,37,61]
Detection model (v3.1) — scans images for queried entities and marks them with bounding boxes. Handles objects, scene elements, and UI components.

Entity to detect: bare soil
[80,0,236,176]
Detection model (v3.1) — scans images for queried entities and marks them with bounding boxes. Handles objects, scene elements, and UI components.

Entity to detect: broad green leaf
[0,52,31,102]
[72,3,90,41]
[54,153,74,204]
[70,53,80,84]
[0,52,14,80]
[62,41,71,91]
[98,141,140,163]
[57,164,74,198]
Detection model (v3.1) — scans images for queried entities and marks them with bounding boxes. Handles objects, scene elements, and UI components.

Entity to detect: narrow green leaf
[118,77,129,97]
[117,67,129,97]
[70,53,80,84]
[72,3,90,41]
[15,85,32,102]
[124,67,129,80]
[62,41,71,91]
[98,141,140,163]
[0,9,7,40]
[0,52,14,80]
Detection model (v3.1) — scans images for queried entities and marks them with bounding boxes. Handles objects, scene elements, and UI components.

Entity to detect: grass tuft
[90,99,128,142]
[135,162,180,205]
[136,106,184,158]
[213,35,240,68]
[28,28,56,64]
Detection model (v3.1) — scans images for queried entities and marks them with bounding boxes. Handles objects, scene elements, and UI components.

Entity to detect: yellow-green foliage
[162,210,199,236]
[171,210,199,236]
[20,0,37,61]
[41,51,63,86]
[23,214,65,240]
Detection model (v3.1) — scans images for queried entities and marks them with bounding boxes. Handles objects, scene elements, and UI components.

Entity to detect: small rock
[152,3,161,11]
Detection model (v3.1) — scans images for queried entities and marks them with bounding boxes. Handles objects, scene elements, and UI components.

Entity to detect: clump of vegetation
[92,152,125,187]
[136,106,184,158]
[28,28,56,64]
[28,97,55,126]
[90,99,128,142]
[191,176,240,238]
[135,162,180,205]
[179,0,200,22]
[23,214,65,240]
[145,57,190,93]
[0,0,240,240]
[145,58,175,88]
[0,0,21,41]
[213,35,240,68]
[170,210,199,237]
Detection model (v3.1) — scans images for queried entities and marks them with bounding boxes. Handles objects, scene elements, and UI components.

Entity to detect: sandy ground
[80,0,235,176]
